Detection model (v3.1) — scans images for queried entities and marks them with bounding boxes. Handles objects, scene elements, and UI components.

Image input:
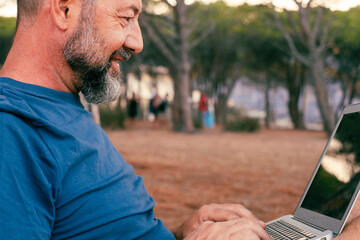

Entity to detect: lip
[111,55,125,61]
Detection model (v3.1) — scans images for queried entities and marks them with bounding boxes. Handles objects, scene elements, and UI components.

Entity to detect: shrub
[193,112,203,129]
[100,106,127,129]
[225,117,260,132]
[224,107,260,132]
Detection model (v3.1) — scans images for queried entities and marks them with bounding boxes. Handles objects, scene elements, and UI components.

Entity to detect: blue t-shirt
[0,77,175,240]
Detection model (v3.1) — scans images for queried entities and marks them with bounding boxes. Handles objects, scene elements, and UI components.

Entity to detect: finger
[212,203,259,220]
[230,229,260,240]
[199,205,244,222]
[200,203,265,227]
[184,221,214,240]
[229,218,271,240]
[217,218,270,240]
[208,218,270,240]
[185,219,271,240]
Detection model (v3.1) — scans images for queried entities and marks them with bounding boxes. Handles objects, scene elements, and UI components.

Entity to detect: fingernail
[259,220,265,225]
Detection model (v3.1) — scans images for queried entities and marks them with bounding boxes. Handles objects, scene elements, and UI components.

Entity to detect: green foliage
[331,7,360,65]
[0,17,16,65]
[100,106,127,129]
[192,111,203,129]
[224,108,260,132]
[0,17,16,37]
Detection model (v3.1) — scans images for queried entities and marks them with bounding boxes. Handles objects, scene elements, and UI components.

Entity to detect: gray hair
[16,0,93,25]
[16,0,43,24]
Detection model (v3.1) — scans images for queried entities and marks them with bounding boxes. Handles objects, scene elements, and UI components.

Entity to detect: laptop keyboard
[266,220,316,240]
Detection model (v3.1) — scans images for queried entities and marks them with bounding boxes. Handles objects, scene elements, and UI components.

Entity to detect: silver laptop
[266,103,360,240]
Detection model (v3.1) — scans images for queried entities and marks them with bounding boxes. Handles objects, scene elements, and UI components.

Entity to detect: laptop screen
[301,112,360,220]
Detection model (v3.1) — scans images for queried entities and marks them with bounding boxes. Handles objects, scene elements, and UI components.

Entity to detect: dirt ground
[106,125,328,231]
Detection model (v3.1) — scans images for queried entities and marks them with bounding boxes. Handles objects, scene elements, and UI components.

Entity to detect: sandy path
[107,128,327,230]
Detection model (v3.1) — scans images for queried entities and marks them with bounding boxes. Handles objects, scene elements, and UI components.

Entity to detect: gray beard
[63,43,124,104]
[77,62,123,104]
[62,4,126,105]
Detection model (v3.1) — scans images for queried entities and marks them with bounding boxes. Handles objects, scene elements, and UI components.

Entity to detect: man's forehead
[101,0,142,13]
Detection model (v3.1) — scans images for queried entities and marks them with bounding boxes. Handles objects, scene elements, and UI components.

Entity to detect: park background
[2,0,360,230]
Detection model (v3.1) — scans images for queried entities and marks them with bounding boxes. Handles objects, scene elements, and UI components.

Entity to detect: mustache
[111,47,132,61]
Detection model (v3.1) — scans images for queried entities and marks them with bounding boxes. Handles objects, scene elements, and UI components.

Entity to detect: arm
[171,203,271,240]
[335,198,360,239]
[0,113,57,238]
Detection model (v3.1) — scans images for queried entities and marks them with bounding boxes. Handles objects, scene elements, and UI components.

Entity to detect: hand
[335,197,360,239]
[346,197,360,224]
[172,203,270,240]
[184,218,271,240]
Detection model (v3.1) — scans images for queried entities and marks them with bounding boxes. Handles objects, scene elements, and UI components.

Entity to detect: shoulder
[0,113,57,239]
[0,111,40,140]
[0,110,60,182]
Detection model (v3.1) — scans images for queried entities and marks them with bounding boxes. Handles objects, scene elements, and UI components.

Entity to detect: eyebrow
[129,5,140,15]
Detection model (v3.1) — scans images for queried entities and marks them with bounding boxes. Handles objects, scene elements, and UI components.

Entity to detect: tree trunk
[173,0,194,132]
[177,68,193,131]
[213,77,237,125]
[273,1,334,134]
[264,77,272,129]
[286,62,305,129]
[172,70,185,131]
[336,73,348,116]
[90,104,101,125]
[349,73,359,105]
[170,66,194,132]
[215,94,227,125]
[140,0,194,132]
[311,59,335,134]
[288,95,304,129]
[79,93,101,125]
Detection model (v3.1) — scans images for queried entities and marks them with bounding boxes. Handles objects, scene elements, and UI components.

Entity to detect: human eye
[117,16,133,26]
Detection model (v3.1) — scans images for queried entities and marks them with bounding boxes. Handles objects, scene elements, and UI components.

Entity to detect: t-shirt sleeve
[0,113,59,239]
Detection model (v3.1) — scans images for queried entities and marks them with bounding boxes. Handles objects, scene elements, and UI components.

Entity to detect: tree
[190,2,245,125]
[273,0,335,134]
[139,0,196,132]
[0,17,16,66]
[329,7,360,114]
[191,3,308,129]
[234,4,306,129]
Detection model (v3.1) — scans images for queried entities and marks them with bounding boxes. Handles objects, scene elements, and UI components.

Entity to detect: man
[2,1,360,239]
[0,0,270,239]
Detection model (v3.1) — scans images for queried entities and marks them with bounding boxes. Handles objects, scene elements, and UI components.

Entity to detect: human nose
[124,21,143,54]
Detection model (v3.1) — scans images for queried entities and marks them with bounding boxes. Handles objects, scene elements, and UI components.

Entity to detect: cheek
[94,14,126,51]
[103,30,127,52]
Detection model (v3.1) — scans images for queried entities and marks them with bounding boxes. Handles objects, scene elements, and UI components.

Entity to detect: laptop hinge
[292,216,327,232]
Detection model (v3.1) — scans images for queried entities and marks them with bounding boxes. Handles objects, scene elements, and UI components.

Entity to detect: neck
[0,24,78,94]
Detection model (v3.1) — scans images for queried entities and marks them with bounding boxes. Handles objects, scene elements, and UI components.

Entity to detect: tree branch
[317,14,332,55]
[273,11,311,66]
[144,12,179,54]
[189,23,215,49]
[286,10,307,46]
[310,7,324,44]
[307,0,315,8]
[297,2,312,45]
[160,0,176,9]
[139,14,178,66]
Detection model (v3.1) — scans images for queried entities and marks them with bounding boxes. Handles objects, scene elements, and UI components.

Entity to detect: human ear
[50,0,71,30]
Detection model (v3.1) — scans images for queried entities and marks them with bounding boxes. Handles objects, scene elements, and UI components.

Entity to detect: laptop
[265,103,360,240]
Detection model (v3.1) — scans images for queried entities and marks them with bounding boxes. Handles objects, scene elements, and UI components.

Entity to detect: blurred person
[0,0,272,239]
[158,93,170,128]
[127,92,139,127]
[198,92,208,127]
[149,91,162,127]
